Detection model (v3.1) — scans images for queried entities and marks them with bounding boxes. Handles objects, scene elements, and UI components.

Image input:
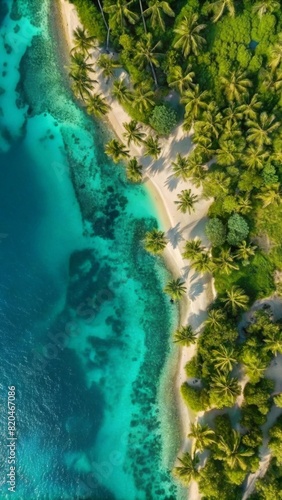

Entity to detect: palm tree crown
[72,27,96,55]
[175,189,198,214]
[105,139,130,163]
[220,70,252,103]
[123,120,146,146]
[207,0,235,23]
[126,158,143,183]
[144,228,167,254]
[144,0,175,32]
[188,423,215,453]
[86,93,110,118]
[173,325,197,346]
[173,14,206,57]
[164,278,187,301]
[173,453,199,485]
[221,286,249,315]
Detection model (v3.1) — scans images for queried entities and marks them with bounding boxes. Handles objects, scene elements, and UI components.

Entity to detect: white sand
[58,2,215,497]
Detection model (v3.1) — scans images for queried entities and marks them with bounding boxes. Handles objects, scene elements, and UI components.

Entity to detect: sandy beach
[57,1,215,496]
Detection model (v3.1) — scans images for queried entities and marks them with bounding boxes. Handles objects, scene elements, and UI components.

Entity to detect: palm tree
[235,241,256,262]
[175,189,198,214]
[195,105,223,139]
[104,0,139,31]
[211,373,241,405]
[188,423,215,454]
[72,27,97,55]
[212,345,237,373]
[173,14,206,57]
[244,146,269,171]
[263,332,282,356]
[242,353,267,382]
[96,0,110,48]
[215,430,254,470]
[132,82,155,114]
[164,278,187,301]
[204,308,226,329]
[122,120,146,146]
[247,112,280,148]
[237,196,252,215]
[237,93,262,120]
[126,158,143,182]
[97,54,120,81]
[182,239,203,260]
[269,35,282,71]
[173,452,199,486]
[172,154,190,180]
[138,0,147,33]
[181,85,210,122]
[190,251,214,274]
[86,93,110,118]
[134,33,163,86]
[144,0,175,31]
[253,0,279,17]
[168,65,195,95]
[144,135,161,158]
[222,104,243,125]
[173,325,197,346]
[214,248,239,275]
[70,72,96,100]
[220,70,252,103]
[112,78,133,104]
[221,286,249,315]
[144,228,167,254]
[70,52,95,75]
[215,139,240,166]
[207,0,235,23]
[105,139,130,163]
[256,184,282,207]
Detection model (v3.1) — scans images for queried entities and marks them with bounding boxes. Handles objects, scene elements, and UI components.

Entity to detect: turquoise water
[0,0,182,498]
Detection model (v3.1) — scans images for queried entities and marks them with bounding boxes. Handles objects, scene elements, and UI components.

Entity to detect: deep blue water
[0,0,181,499]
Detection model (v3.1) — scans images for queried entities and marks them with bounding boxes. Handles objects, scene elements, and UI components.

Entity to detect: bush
[205,217,226,246]
[185,356,201,378]
[180,383,208,412]
[227,214,249,246]
[149,105,177,135]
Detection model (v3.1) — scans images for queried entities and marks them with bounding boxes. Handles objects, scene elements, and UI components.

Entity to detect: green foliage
[227,214,249,246]
[205,217,226,246]
[244,379,274,414]
[185,356,201,378]
[149,105,177,135]
[69,0,106,41]
[181,383,208,412]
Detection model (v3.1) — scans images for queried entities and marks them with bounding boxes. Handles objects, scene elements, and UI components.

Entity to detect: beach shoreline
[56,1,214,497]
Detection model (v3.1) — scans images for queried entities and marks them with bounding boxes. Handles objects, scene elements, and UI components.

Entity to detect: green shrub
[149,105,177,135]
[180,383,208,412]
[227,214,249,246]
[205,217,226,246]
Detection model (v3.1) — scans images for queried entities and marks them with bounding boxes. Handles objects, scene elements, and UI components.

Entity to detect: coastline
[56,0,214,497]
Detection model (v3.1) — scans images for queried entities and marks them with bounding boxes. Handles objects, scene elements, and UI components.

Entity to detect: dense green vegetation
[66,0,282,496]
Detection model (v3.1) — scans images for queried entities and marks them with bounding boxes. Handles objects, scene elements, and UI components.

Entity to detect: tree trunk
[139,0,147,33]
[149,61,158,87]
[97,0,110,49]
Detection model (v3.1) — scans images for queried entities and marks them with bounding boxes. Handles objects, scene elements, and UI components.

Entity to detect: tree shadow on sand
[164,174,180,191]
[189,310,208,330]
[188,277,206,301]
[166,222,184,249]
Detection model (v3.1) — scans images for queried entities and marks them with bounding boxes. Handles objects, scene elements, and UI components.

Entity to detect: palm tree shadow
[167,135,193,161]
[189,310,207,331]
[182,265,191,280]
[164,174,180,191]
[166,222,183,249]
[147,157,165,174]
[189,216,209,240]
[188,277,205,301]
